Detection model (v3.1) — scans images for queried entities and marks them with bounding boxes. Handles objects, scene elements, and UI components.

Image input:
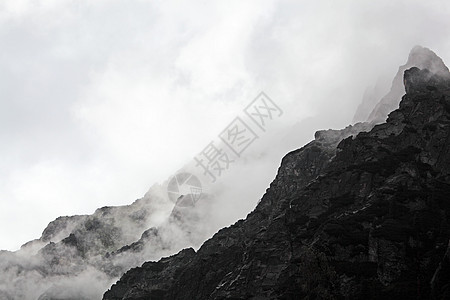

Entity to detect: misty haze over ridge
[2,0,450,252]
[0,45,448,300]
[103,54,450,299]
[2,44,446,252]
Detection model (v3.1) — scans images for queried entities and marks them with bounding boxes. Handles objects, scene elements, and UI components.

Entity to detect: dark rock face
[103,67,450,299]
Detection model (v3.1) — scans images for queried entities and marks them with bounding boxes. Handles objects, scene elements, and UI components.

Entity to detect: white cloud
[2,0,450,250]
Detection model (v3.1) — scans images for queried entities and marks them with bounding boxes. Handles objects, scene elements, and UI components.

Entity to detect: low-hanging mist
[2,0,450,251]
[0,45,447,299]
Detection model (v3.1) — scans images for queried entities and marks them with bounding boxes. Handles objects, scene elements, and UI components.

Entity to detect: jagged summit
[407,45,449,75]
[355,45,449,124]
[2,48,450,299]
[103,66,450,299]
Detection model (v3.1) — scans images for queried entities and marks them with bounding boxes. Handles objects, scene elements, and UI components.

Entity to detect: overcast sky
[1,0,450,251]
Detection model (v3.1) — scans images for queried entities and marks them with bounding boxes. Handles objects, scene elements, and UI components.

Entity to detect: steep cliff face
[103,67,450,299]
[1,47,449,300]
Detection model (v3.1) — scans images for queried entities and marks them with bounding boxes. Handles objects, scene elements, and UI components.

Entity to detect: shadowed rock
[104,66,450,299]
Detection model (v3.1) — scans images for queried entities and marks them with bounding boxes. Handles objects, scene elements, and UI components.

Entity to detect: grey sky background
[1,0,450,251]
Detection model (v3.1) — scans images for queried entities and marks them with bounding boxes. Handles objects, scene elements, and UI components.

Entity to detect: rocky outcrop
[2,46,449,300]
[0,186,175,300]
[103,67,450,299]
[358,46,449,124]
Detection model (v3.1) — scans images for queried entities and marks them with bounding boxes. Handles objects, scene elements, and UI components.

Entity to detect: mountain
[352,78,389,124]
[103,65,450,297]
[0,182,225,299]
[355,45,449,124]
[0,186,171,299]
[1,46,449,299]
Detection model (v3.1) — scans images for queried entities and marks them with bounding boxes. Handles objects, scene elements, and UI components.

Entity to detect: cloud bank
[2,0,450,250]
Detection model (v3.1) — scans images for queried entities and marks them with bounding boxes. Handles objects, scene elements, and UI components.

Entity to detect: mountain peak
[103,63,450,299]
[407,45,449,75]
[364,46,449,124]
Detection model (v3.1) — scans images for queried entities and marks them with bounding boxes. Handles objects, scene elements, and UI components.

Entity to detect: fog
[1,0,450,257]
[2,1,450,299]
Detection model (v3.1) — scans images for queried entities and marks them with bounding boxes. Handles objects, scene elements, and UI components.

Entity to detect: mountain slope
[0,188,174,299]
[104,66,450,299]
[1,46,448,300]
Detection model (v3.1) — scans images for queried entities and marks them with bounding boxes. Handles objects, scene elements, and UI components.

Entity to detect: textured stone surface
[2,47,450,300]
[104,67,450,299]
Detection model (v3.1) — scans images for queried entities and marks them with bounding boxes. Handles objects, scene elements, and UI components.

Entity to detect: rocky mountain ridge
[103,65,450,299]
[1,46,449,299]
[356,46,449,124]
